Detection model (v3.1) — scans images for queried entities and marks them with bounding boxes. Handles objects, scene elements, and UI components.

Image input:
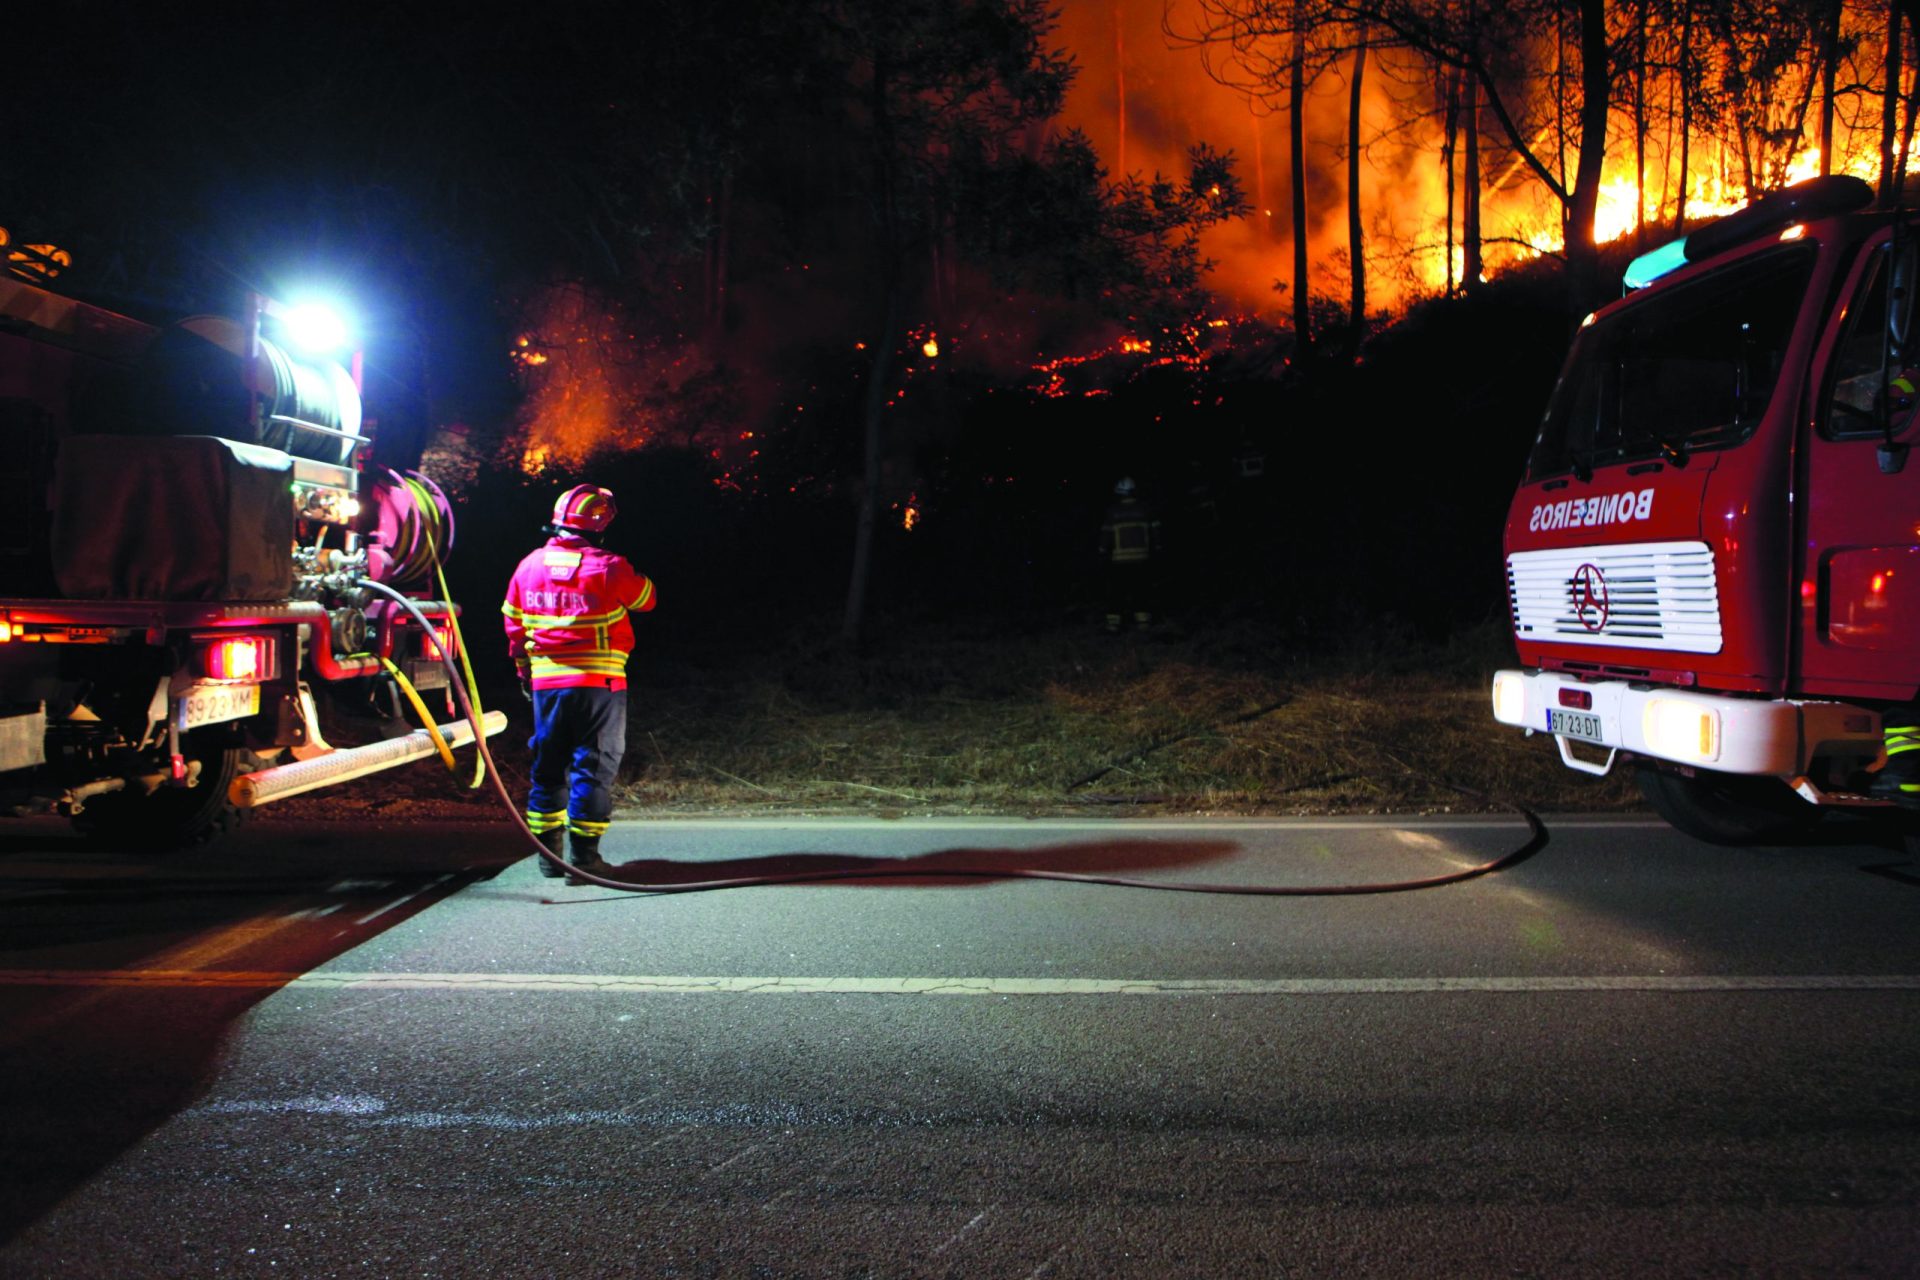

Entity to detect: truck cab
[1490,175,1920,843]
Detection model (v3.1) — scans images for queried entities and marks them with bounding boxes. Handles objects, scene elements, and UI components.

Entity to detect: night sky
[2,2,1645,641]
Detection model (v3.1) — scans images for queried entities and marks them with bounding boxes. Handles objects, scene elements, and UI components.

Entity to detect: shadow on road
[0,819,520,1243]
[585,836,1245,892]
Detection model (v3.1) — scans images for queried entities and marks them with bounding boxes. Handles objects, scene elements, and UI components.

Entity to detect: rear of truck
[0,265,500,846]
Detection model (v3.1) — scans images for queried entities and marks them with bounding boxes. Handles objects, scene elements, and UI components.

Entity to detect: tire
[72,735,255,850]
[1635,765,1813,846]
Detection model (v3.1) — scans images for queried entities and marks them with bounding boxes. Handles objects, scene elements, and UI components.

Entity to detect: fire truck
[1491,174,1920,844]
[0,237,503,845]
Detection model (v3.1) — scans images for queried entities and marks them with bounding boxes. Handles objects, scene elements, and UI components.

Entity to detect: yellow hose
[406,473,488,790]
[379,656,457,771]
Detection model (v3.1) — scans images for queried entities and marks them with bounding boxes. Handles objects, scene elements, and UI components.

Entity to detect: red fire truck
[0,238,503,845]
[1491,174,1920,844]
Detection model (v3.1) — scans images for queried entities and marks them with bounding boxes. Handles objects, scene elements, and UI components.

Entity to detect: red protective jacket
[501,533,657,690]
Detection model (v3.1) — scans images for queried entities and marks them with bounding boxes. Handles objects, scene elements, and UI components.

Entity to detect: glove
[516,663,533,703]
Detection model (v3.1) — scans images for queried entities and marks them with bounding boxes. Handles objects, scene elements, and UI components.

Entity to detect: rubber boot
[534,827,569,878]
[566,834,611,884]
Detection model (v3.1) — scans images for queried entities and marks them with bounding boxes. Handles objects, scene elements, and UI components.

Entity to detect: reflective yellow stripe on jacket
[527,651,630,680]
[501,602,627,628]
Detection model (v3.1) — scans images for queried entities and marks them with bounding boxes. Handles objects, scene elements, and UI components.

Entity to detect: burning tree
[1181,0,1919,316]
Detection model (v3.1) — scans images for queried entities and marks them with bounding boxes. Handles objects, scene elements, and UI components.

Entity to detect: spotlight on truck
[279,301,352,355]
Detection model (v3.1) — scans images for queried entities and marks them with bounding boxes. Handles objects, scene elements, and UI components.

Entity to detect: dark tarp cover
[52,435,293,601]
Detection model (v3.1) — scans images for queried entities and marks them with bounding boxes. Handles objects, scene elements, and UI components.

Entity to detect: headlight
[1491,671,1529,726]
[1642,698,1721,764]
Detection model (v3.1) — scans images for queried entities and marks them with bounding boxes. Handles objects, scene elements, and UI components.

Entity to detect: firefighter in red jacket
[502,484,657,879]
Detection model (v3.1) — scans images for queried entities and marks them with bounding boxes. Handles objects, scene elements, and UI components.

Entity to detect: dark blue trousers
[525,685,627,841]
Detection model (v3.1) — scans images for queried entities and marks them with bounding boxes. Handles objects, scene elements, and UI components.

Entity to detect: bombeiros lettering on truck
[1527,488,1656,532]
[1490,174,1920,846]
[0,234,505,846]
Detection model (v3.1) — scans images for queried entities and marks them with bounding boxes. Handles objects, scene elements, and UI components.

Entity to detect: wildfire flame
[1058,3,1902,313]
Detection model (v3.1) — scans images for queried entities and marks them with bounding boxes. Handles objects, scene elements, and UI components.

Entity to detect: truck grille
[1507,540,1723,653]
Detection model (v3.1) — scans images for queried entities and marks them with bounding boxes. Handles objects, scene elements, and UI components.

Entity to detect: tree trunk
[1566,0,1611,309]
[1348,33,1368,350]
[1443,66,1460,295]
[1290,21,1310,343]
[1252,110,1270,240]
[1902,7,1920,196]
[1658,13,1674,219]
[1678,0,1693,231]
[844,46,901,649]
[1114,0,1128,177]
[1820,0,1842,175]
[842,285,901,648]
[1885,1,1902,202]
[1632,0,1647,245]
[1463,72,1482,290]
[1556,11,1569,189]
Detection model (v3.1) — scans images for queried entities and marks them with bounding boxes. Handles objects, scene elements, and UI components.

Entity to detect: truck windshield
[1527,246,1815,480]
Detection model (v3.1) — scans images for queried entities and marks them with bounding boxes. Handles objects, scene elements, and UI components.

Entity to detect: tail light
[0,614,12,643]
[422,622,456,662]
[200,634,276,682]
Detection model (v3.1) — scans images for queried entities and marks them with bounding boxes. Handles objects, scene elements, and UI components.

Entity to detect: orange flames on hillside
[1058,2,1900,313]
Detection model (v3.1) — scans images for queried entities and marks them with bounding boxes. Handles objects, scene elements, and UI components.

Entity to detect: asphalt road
[0,811,1916,1278]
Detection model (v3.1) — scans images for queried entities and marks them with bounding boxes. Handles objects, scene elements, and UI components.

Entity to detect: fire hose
[357,579,1548,901]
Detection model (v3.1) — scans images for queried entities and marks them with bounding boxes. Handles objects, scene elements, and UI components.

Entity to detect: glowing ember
[922,337,940,358]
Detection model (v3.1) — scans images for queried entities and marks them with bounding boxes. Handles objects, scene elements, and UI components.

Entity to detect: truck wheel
[73,736,255,850]
[1634,765,1813,846]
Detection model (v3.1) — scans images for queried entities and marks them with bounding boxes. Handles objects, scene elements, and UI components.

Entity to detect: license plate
[1547,708,1605,743]
[176,682,261,731]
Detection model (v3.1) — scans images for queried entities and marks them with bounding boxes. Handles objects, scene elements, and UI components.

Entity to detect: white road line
[0,969,1916,994]
[351,874,451,926]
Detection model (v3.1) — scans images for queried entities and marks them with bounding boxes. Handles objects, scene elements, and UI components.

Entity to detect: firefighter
[502,484,657,880]
[1099,476,1163,632]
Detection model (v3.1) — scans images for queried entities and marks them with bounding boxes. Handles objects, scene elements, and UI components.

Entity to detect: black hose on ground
[359,578,1549,900]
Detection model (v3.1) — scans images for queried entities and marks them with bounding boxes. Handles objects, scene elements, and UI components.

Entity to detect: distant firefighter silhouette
[1099,477,1164,632]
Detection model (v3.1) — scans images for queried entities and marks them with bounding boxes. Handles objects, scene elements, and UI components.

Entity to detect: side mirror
[1879,237,1919,474]
[1889,240,1918,356]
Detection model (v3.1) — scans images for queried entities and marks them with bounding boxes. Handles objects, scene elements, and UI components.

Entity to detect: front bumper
[1490,668,1883,777]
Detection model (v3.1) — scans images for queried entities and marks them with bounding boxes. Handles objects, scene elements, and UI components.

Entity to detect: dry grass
[614,618,1642,818]
[268,617,1640,825]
